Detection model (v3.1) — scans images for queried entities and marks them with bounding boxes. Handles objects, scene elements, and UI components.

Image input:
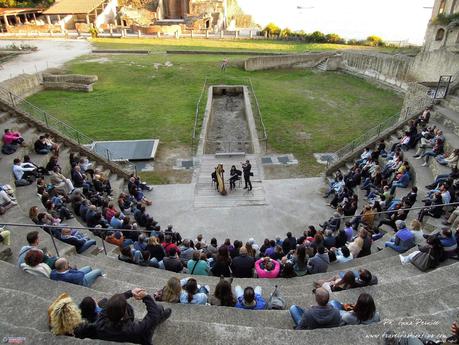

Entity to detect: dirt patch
[144,144,192,184]
[296,131,311,140]
[205,93,252,154]
[84,57,112,64]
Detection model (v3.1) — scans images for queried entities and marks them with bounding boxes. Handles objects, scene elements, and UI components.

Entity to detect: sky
[237,0,435,44]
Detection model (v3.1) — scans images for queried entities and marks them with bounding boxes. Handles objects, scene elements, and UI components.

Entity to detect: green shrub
[433,12,459,25]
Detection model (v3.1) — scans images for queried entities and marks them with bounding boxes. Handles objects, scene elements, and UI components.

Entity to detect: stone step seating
[0,321,125,345]
[439,88,459,115]
[194,155,266,208]
[66,246,458,308]
[0,260,457,344]
[56,245,421,302]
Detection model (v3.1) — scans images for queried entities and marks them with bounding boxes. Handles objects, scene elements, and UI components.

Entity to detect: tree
[280,28,292,39]
[310,31,326,43]
[325,33,345,44]
[262,22,281,38]
[366,35,385,47]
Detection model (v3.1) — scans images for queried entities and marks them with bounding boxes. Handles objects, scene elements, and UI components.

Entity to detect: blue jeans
[289,305,304,327]
[80,266,103,287]
[78,239,96,253]
[384,239,405,253]
[329,300,344,310]
[122,239,134,247]
[37,148,49,154]
[390,182,407,195]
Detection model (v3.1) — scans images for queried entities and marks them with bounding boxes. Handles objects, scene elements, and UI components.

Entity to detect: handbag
[410,249,433,272]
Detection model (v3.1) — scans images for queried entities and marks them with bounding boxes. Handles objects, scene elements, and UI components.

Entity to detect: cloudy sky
[237,0,435,44]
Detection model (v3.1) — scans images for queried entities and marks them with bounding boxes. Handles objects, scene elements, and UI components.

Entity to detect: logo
[2,337,26,344]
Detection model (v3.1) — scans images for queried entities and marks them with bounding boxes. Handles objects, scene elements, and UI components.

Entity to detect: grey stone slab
[261,157,273,164]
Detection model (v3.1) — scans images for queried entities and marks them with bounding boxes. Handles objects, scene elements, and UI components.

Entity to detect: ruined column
[220,30,224,39]
[137,29,141,38]
[190,29,193,38]
[205,29,209,38]
[109,24,113,37]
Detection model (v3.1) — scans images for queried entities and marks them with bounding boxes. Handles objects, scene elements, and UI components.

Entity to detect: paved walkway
[147,177,333,244]
[0,39,91,82]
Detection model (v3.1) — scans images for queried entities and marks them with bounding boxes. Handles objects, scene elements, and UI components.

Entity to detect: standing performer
[242,160,252,191]
[215,163,227,195]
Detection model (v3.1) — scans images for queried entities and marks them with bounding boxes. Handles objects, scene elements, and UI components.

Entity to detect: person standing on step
[242,160,252,191]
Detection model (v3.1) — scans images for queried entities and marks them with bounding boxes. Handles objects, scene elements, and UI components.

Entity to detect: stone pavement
[0,39,91,82]
[147,176,333,243]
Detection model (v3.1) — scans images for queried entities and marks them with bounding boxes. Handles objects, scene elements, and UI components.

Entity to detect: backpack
[266,286,286,310]
[1,144,16,155]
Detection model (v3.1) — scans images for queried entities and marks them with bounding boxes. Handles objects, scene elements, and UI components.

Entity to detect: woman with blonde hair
[48,293,83,335]
[154,277,181,303]
[409,219,425,245]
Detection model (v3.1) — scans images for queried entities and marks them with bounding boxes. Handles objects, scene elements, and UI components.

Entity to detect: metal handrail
[191,77,208,153]
[333,112,401,160]
[248,78,268,143]
[0,87,136,174]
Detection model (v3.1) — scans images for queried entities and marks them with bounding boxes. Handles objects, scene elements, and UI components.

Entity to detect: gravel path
[0,39,92,82]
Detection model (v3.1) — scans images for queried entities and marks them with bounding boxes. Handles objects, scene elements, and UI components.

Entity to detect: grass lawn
[26,40,403,179]
[92,37,357,53]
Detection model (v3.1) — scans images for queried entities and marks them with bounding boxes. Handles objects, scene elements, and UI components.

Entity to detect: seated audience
[235,285,266,310]
[313,270,356,293]
[384,220,415,253]
[231,247,255,278]
[17,231,56,268]
[210,277,236,307]
[161,247,183,273]
[399,235,444,270]
[20,249,51,278]
[75,288,171,344]
[179,277,209,305]
[79,297,103,323]
[307,246,329,274]
[50,257,103,287]
[154,277,182,303]
[48,292,83,336]
[329,293,380,325]
[187,250,210,276]
[59,227,99,254]
[255,257,280,278]
[289,287,341,330]
[211,246,232,277]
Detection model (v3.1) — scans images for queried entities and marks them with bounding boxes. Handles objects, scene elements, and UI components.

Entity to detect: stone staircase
[193,154,267,208]
[315,58,328,71]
